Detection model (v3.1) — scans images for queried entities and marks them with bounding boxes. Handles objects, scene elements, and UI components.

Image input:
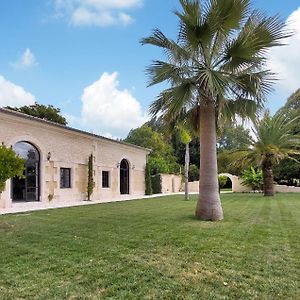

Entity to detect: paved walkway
[0,193,190,215]
[0,191,232,215]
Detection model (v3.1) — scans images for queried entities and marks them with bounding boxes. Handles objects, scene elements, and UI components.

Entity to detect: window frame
[102,170,110,189]
[60,168,71,189]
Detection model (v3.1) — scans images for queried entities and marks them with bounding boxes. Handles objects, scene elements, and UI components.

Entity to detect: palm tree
[141,0,289,220]
[178,125,192,200]
[240,113,300,196]
[156,117,193,201]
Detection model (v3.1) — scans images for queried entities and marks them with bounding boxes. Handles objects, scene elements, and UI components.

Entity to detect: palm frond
[232,70,275,101]
[146,60,191,87]
[140,28,190,62]
[208,0,251,34]
[221,11,290,72]
[175,0,212,50]
[149,80,196,120]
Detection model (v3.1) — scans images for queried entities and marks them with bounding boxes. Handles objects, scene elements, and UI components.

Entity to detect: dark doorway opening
[12,141,40,202]
[120,159,129,195]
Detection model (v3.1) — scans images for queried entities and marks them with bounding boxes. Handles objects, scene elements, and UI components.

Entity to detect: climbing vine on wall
[87,154,95,201]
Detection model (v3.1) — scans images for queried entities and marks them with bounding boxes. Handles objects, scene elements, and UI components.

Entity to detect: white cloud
[54,0,142,27]
[0,75,36,107]
[11,48,38,69]
[267,7,300,96]
[67,72,147,138]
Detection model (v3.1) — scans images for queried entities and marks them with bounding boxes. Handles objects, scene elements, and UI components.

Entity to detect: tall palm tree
[141,0,289,220]
[177,125,192,200]
[241,113,300,196]
[156,117,193,201]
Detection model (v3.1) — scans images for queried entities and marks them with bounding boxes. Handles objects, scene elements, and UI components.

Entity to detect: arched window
[12,141,40,202]
[120,159,130,195]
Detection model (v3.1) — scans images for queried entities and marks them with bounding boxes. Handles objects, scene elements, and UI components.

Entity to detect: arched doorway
[12,141,40,202]
[219,173,233,193]
[120,159,130,195]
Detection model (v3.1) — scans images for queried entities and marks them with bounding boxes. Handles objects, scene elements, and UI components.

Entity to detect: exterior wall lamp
[117,162,120,168]
[47,152,51,161]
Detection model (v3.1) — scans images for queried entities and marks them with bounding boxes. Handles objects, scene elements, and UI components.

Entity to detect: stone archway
[12,141,40,202]
[219,173,233,192]
[219,173,249,193]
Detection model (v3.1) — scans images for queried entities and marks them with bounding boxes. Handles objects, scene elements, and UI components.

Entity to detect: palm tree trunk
[195,101,223,221]
[263,165,274,196]
[184,143,190,201]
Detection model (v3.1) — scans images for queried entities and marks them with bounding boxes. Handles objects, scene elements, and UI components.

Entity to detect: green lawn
[0,194,299,299]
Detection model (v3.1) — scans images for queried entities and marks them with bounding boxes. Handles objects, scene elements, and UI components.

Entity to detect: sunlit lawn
[0,193,299,299]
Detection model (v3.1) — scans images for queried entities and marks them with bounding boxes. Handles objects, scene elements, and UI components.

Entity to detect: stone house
[0,108,150,209]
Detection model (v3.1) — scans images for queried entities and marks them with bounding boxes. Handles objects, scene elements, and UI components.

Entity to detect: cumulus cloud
[54,0,142,27]
[68,72,147,138]
[11,48,38,69]
[0,75,36,107]
[267,7,300,96]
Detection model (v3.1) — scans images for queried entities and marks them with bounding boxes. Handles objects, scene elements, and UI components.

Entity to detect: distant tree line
[124,89,300,189]
[6,102,67,125]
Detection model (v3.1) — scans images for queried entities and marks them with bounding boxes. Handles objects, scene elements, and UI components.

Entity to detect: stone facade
[160,174,182,194]
[0,108,150,209]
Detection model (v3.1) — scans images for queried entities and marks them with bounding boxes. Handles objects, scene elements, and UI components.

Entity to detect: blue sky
[0,0,299,138]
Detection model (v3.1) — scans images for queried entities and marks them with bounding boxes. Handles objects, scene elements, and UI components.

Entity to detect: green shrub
[0,143,25,193]
[188,164,199,182]
[145,163,153,195]
[87,154,95,201]
[218,175,228,189]
[148,156,169,175]
[241,167,263,191]
[151,174,162,194]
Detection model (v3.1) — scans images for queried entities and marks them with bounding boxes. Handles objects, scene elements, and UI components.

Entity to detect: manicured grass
[0,194,299,299]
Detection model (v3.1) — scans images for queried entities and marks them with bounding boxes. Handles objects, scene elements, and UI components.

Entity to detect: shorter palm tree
[239,112,300,196]
[178,125,192,201]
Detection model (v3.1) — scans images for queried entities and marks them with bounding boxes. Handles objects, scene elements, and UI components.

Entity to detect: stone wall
[187,181,199,193]
[187,178,300,194]
[0,109,150,209]
[161,174,182,194]
[275,185,300,193]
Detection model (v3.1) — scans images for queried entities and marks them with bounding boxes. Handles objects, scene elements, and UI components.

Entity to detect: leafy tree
[149,115,194,199]
[125,125,179,175]
[218,125,251,151]
[217,125,252,176]
[148,117,200,166]
[125,125,166,153]
[0,143,25,193]
[241,167,263,191]
[273,89,300,185]
[237,113,300,196]
[188,164,199,181]
[147,157,168,175]
[275,89,300,134]
[274,158,300,186]
[217,150,246,176]
[6,102,67,125]
[141,0,288,220]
